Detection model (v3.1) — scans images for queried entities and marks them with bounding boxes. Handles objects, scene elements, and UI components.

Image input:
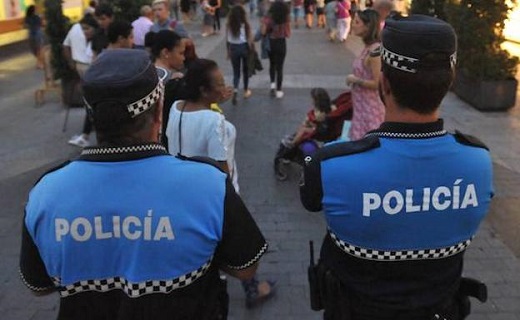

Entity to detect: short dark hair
[311,88,332,113]
[147,30,183,59]
[107,20,133,44]
[93,101,158,145]
[94,3,113,18]
[80,14,99,29]
[383,53,455,114]
[182,59,219,101]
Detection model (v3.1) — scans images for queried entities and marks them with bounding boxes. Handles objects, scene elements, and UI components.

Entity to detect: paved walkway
[0,16,519,320]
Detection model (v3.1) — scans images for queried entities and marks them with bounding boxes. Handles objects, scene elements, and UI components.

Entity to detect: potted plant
[444,0,519,111]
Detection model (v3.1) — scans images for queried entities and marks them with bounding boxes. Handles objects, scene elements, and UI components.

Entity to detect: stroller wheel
[274,159,288,181]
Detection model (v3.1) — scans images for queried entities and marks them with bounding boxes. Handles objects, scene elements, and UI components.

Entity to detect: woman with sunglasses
[345,9,385,140]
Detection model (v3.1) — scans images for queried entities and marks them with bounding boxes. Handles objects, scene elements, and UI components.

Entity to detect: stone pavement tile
[491,298,520,312]
[30,309,59,320]
[1,308,37,320]
[467,314,488,320]
[489,313,520,320]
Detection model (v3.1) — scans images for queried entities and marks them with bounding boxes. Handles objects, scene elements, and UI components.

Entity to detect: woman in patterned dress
[346,9,385,140]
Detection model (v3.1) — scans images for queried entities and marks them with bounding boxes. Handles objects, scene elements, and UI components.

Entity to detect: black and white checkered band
[381,46,457,74]
[381,46,419,73]
[83,82,164,118]
[81,144,166,156]
[329,230,472,261]
[226,242,268,270]
[366,130,447,139]
[53,258,213,298]
[19,270,54,292]
[127,81,164,118]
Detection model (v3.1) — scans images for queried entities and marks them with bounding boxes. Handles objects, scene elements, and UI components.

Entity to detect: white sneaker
[68,135,90,148]
[244,89,252,98]
[270,83,276,97]
[275,90,284,99]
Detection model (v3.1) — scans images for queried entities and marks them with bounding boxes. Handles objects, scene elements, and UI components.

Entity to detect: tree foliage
[112,0,152,22]
[445,0,518,80]
[410,0,447,20]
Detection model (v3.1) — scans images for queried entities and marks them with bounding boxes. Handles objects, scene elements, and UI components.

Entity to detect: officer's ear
[380,73,391,96]
[378,73,392,106]
[152,99,163,127]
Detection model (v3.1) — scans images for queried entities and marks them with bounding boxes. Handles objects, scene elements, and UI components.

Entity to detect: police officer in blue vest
[20,49,268,320]
[300,15,494,320]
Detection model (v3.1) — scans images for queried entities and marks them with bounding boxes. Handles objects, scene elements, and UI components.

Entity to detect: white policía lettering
[144,210,152,241]
[154,217,175,240]
[422,187,430,211]
[382,190,403,215]
[55,218,69,241]
[113,216,121,238]
[452,179,462,209]
[363,193,381,217]
[362,180,480,217]
[95,216,112,239]
[71,217,93,241]
[122,216,142,240]
[405,189,421,213]
[460,184,478,209]
[54,210,175,242]
[432,186,451,211]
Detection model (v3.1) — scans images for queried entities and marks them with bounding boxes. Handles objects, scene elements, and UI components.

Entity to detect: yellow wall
[0,0,84,46]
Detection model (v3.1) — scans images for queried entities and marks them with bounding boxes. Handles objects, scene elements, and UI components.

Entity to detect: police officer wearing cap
[300,15,493,320]
[20,49,268,320]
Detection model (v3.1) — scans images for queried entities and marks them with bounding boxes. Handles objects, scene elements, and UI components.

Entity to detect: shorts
[293,6,303,18]
[29,32,44,55]
[316,7,324,15]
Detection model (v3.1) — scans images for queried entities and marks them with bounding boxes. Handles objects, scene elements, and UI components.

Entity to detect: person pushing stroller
[274,88,351,180]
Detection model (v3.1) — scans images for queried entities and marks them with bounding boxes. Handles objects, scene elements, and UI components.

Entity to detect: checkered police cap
[381,14,457,73]
[83,49,163,119]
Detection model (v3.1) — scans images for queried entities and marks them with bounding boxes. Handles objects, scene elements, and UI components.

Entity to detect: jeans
[230,43,249,90]
[268,38,287,91]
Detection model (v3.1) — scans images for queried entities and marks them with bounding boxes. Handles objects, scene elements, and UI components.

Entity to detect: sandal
[242,278,277,309]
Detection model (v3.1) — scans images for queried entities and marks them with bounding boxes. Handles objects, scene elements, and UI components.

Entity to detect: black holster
[308,261,351,320]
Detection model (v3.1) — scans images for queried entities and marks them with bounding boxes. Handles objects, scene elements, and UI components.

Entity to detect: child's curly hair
[311,88,332,113]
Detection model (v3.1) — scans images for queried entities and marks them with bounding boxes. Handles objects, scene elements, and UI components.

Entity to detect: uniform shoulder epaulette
[453,130,489,151]
[33,160,72,186]
[176,154,226,173]
[368,44,381,57]
[319,135,380,161]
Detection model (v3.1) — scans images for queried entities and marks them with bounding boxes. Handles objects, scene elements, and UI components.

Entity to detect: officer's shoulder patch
[453,131,489,151]
[368,44,381,57]
[176,154,226,173]
[319,135,380,161]
[34,160,72,186]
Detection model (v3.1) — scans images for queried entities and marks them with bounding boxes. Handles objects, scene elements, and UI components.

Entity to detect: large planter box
[452,72,518,111]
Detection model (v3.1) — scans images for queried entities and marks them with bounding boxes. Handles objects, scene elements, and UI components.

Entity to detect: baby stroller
[274,91,353,181]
